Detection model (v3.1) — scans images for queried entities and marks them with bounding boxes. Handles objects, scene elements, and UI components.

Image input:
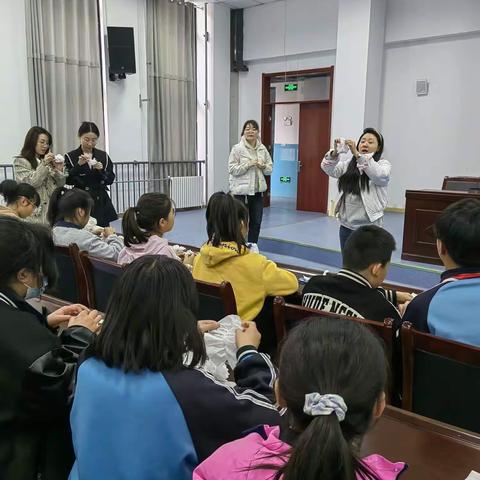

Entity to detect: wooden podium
[402,189,480,265]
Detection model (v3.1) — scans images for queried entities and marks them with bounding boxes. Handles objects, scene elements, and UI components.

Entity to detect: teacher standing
[65,122,117,227]
[321,127,390,253]
[228,120,273,244]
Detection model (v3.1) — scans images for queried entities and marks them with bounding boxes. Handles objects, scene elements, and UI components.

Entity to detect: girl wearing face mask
[13,126,66,224]
[0,216,101,480]
[321,128,390,253]
[65,121,118,227]
[48,187,124,261]
[0,179,40,219]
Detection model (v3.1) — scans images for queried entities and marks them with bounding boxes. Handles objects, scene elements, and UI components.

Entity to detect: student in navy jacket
[403,198,480,347]
[65,121,117,226]
[69,255,280,480]
[0,217,101,480]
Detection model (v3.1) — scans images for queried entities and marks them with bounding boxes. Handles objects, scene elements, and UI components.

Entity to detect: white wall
[104,0,146,163]
[380,34,480,207]
[243,0,338,60]
[1,0,31,164]
[386,0,480,43]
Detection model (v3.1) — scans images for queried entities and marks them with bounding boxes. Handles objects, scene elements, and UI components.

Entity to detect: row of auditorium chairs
[274,297,480,434]
[49,244,238,319]
[48,244,480,434]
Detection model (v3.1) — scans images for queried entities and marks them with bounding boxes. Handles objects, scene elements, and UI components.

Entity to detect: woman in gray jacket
[13,126,66,224]
[228,120,273,244]
[48,187,124,262]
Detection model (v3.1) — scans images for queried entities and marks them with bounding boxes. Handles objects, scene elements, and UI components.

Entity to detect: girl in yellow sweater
[193,192,298,321]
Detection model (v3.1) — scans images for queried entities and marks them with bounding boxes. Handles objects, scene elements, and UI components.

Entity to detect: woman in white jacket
[228,120,273,244]
[321,128,390,253]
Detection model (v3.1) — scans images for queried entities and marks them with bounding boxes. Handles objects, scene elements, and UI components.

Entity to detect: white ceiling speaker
[416,79,429,96]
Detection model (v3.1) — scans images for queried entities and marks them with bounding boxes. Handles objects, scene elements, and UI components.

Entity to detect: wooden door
[296,102,330,212]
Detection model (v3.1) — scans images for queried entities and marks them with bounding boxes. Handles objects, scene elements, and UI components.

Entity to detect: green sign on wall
[284,83,298,92]
[280,176,291,183]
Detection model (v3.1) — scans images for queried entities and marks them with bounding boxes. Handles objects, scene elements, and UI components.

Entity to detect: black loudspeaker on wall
[107,26,136,81]
[231,10,248,72]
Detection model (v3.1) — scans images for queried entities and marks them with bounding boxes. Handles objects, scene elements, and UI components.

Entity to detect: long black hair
[337,128,384,196]
[47,187,94,227]
[205,192,248,253]
[0,217,57,289]
[270,317,387,480]
[18,126,52,170]
[122,193,173,247]
[89,255,206,373]
[0,179,40,207]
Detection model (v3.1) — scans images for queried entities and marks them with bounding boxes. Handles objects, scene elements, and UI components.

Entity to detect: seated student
[194,317,406,480]
[403,198,480,347]
[0,179,40,219]
[69,256,280,480]
[193,192,298,322]
[118,192,194,267]
[0,217,100,480]
[48,186,123,261]
[303,225,407,323]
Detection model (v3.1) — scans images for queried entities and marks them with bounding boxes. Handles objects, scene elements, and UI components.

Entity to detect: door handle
[298,161,302,172]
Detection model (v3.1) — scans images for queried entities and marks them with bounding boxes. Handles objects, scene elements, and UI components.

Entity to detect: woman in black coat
[65,122,118,227]
[0,217,101,480]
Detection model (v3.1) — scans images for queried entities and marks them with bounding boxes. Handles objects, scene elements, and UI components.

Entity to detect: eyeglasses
[37,140,50,146]
[82,137,98,144]
[23,198,38,211]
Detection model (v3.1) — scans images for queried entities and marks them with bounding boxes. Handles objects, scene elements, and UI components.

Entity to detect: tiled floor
[113,196,443,289]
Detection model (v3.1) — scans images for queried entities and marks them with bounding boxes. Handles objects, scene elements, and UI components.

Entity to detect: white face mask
[23,275,48,300]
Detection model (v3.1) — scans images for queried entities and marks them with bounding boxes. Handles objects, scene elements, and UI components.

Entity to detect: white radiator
[170,176,204,209]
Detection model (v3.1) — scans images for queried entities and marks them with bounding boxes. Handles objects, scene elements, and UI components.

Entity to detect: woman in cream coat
[228,120,273,244]
[14,126,66,224]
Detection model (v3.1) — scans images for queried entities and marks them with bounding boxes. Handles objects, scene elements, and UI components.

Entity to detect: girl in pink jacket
[118,193,194,267]
[194,317,406,480]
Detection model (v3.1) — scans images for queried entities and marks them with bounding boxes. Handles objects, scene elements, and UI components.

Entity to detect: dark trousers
[234,193,264,244]
[339,225,354,255]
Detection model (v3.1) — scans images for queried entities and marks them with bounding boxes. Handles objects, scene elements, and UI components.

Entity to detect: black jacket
[0,289,95,480]
[302,269,401,323]
[65,146,117,226]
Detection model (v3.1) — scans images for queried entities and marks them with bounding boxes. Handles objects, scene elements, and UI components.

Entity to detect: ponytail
[122,193,173,248]
[280,416,361,480]
[0,179,40,207]
[47,187,93,227]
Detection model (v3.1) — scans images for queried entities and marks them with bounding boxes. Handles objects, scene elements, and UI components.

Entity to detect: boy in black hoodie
[302,225,409,323]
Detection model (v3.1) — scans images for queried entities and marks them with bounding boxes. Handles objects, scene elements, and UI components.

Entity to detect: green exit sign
[280,176,291,183]
[284,83,298,92]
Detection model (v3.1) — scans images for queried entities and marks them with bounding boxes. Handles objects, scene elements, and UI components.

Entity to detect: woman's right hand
[44,152,55,166]
[236,321,261,349]
[333,138,341,156]
[78,154,88,166]
[248,159,259,169]
[68,309,102,333]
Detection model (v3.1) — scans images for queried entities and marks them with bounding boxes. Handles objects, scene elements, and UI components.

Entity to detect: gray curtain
[146,0,196,178]
[26,0,104,154]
